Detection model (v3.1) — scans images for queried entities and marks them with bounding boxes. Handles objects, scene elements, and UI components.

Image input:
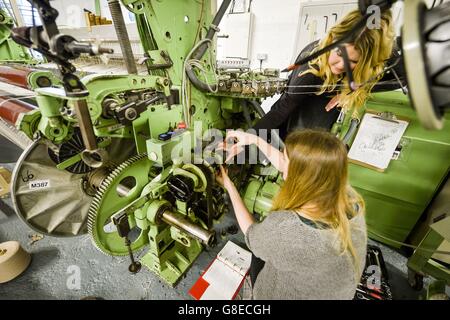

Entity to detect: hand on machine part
[217,130,260,163]
[215,165,235,193]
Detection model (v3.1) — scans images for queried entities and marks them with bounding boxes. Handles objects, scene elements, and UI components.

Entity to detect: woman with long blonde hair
[253,9,400,138]
[217,129,367,299]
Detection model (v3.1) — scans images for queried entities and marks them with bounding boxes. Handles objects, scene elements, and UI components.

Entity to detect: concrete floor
[0,137,430,300]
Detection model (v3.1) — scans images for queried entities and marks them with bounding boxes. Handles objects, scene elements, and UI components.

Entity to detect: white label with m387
[29,180,51,190]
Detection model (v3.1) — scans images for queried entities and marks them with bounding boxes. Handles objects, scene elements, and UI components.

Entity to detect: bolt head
[125,108,137,120]
[148,152,158,161]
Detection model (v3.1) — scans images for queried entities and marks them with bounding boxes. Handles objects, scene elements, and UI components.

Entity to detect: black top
[254,63,340,133]
[254,38,406,138]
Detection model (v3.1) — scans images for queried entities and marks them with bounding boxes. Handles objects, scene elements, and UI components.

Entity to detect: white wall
[217,0,301,70]
[245,0,302,70]
[217,0,363,71]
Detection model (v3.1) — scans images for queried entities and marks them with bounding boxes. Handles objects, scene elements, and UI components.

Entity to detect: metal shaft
[108,0,137,74]
[0,94,35,150]
[116,183,131,197]
[0,96,36,124]
[73,99,97,151]
[0,65,33,89]
[161,209,215,247]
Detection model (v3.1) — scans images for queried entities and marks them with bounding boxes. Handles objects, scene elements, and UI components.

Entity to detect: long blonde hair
[272,130,365,275]
[303,9,395,118]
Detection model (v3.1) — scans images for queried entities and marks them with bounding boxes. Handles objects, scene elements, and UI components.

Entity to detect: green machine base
[141,236,203,287]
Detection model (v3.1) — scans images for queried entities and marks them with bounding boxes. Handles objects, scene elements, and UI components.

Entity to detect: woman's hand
[325,94,340,112]
[216,165,255,234]
[215,165,235,192]
[218,130,260,163]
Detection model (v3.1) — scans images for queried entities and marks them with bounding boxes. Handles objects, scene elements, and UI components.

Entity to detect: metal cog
[48,128,93,174]
[11,137,137,238]
[11,139,92,237]
[87,153,155,256]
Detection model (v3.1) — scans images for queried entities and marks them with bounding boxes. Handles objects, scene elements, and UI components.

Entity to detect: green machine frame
[407,216,450,288]
[7,0,449,289]
[350,91,450,287]
[11,0,286,287]
[0,9,33,63]
[349,91,449,249]
[406,177,450,289]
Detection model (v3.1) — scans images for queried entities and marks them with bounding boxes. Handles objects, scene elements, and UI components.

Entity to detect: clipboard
[348,110,409,172]
[189,241,251,300]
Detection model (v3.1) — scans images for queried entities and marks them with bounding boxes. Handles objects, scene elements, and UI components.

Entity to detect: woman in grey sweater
[217,129,367,300]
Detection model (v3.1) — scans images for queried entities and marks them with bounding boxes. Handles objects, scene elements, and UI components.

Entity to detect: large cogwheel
[87,153,154,256]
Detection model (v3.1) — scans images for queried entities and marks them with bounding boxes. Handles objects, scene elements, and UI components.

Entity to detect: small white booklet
[348,113,409,171]
[189,241,252,300]
[216,241,252,276]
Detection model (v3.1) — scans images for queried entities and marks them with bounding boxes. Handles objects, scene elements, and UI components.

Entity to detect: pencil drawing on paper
[358,128,399,153]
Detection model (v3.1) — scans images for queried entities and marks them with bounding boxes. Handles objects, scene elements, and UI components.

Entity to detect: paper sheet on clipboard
[348,113,408,170]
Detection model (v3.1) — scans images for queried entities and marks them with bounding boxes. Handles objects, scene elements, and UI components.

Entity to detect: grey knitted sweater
[244,210,367,300]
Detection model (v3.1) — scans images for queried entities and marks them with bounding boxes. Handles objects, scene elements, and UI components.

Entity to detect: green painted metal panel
[123,0,215,86]
[0,9,33,63]
[349,91,450,247]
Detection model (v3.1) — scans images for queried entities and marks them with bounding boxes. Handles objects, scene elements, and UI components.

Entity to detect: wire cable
[369,229,450,255]
[182,38,221,126]
[0,94,37,107]
[278,79,407,95]
[182,38,214,126]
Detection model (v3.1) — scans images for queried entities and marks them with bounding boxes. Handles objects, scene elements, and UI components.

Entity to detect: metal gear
[87,153,156,256]
[11,137,137,237]
[47,128,93,174]
[11,139,92,237]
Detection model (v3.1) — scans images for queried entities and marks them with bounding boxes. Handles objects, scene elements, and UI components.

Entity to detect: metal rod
[0,65,34,89]
[116,183,131,197]
[73,99,97,151]
[0,95,36,124]
[161,209,215,246]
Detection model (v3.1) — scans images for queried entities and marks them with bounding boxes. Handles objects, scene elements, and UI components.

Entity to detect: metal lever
[73,99,107,168]
[112,212,141,274]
